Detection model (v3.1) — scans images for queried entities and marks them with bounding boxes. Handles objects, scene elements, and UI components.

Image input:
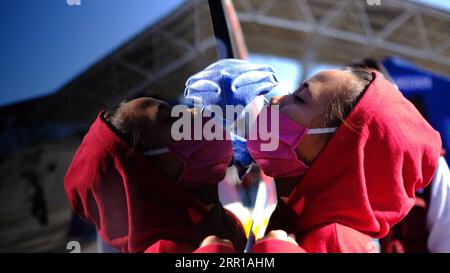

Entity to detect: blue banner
[382,57,450,158]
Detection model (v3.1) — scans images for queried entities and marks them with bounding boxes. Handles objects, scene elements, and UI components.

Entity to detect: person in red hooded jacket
[64,97,246,253]
[239,66,442,252]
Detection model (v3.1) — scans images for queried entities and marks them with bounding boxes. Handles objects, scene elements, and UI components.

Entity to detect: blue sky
[0,0,448,107]
[413,0,450,11]
[0,0,184,106]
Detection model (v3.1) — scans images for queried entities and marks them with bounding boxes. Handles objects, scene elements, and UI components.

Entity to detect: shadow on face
[117,97,175,149]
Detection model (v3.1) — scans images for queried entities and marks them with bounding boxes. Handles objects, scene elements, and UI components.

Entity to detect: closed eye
[293,95,305,104]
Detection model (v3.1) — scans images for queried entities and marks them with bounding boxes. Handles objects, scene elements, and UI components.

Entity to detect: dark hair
[321,67,374,128]
[351,58,381,72]
[103,101,149,152]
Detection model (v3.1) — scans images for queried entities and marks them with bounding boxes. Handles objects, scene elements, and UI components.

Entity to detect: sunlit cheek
[280,105,310,128]
[277,102,295,115]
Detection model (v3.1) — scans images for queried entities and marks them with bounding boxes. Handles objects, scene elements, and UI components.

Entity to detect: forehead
[121,98,173,118]
[307,70,347,84]
[306,70,351,98]
[119,97,172,123]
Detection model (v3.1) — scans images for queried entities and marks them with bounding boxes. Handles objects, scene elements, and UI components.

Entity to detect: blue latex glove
[184,59,278,173]
[230,133,253,167]
[184,59,278,122]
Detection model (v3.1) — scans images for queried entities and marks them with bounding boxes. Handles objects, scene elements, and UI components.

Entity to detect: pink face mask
[246,105,336,178]
[143,123,233,188]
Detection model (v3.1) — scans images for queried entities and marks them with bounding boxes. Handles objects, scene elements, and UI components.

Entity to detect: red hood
[286,71,441,238]
[64,113,208,252]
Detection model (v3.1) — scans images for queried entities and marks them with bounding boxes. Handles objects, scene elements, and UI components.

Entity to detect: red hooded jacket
[252,71,442,253]
[64,113,239,253]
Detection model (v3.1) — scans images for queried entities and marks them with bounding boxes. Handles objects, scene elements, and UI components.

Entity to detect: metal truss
[235,0,450,77]
[64,0,450,106]
[108,0,216,103]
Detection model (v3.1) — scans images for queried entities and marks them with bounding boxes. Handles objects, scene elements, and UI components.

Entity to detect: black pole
[207,0,235,59]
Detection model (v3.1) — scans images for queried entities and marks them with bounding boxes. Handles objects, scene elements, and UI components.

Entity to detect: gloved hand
[184,59,278,175]
[184,58,278,123]
[230,133,253,165]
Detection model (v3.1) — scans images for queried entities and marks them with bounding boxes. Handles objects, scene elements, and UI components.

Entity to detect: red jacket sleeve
[193,243,236,253]
[144,240,194,253]
[252,223,379,253]
[252,239,306,253]
[144,240,235,253]
[300,223,379,253]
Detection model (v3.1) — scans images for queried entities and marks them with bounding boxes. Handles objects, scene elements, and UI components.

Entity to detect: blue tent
[382,57,450,160]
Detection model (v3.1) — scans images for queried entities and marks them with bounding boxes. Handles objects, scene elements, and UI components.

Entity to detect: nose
[270,95,285,106]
